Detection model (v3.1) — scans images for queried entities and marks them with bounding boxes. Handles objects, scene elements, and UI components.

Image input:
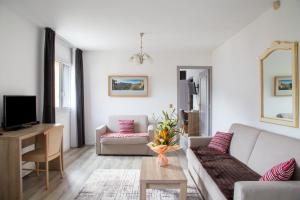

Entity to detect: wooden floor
[23,146,188,200]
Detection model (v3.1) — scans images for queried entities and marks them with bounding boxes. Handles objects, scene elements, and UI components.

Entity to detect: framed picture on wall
[274,76,293,96]
[108,75,148,97]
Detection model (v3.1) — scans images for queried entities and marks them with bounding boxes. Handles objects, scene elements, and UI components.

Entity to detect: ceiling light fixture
[129,33,152,65]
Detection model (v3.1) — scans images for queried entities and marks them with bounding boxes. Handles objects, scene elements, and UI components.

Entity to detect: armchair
[96,115,154,155]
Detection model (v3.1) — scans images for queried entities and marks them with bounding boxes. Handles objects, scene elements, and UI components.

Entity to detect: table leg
[0,139,22,200]
[179,182,187,200]
[140,181,146,200]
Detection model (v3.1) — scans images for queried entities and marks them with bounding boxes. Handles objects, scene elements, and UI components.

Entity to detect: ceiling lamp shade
[129,33,153,65]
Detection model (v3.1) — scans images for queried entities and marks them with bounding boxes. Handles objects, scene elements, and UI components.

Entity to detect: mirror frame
[260,41,299,128]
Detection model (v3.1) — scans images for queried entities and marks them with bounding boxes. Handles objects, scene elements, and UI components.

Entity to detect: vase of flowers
[147,107,181,167]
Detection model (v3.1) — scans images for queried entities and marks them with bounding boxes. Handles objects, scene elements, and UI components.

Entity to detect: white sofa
[187,123,300,200]
[96,115,154,155]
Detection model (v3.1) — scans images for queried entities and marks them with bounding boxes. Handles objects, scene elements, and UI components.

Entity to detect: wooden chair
[22,126,64,190]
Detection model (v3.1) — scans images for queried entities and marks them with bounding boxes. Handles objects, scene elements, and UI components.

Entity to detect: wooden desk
[0,124,64,200]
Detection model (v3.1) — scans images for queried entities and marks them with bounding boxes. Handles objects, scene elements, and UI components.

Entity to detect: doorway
[177,66,212,137]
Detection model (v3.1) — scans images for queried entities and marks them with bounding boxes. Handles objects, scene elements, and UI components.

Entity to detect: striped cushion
[119,120,134,134]
[101,132,148,138]
[260,158,296,181]
[208,132,233,153]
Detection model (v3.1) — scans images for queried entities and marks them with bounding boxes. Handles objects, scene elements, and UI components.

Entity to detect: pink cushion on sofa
[208,132,233,153]
[260,158,296,181]
[119,120,134,133]
[101,132,149,138]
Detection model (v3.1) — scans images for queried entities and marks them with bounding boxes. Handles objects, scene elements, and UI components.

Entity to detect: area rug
[75,169,202,200]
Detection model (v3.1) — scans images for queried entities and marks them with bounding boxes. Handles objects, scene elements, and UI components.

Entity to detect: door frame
[177,66,212,136]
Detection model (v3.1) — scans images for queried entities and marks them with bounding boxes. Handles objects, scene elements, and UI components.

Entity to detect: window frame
[55,60,71,110]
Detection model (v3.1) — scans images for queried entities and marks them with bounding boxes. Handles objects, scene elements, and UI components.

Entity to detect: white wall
[55,37,72,66]
[0,5,71,151]
[0,4,42,123]
[83,50,211,144]
[212,0,300,138]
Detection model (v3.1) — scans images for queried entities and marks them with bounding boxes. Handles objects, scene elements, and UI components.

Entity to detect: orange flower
[160,129,169,142]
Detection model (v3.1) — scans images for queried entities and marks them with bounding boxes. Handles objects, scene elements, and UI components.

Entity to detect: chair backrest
[45,126,63,157]
[107,115,148,133]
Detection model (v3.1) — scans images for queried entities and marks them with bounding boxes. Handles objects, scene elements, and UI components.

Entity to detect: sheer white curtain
[55,37,77,150]
[70,47,78,147]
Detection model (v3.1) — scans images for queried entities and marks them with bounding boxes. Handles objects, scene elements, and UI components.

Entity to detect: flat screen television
[2,95,38,130]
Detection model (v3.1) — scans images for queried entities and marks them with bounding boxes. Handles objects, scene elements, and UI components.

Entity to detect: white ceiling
[1,0,273,51]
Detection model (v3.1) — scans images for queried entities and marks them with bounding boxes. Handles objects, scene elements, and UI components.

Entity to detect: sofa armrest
[95,125,107,154]
[234,181,300,200]
[147,124,155,141]
[96,125,107,137]
[188,136,212,148]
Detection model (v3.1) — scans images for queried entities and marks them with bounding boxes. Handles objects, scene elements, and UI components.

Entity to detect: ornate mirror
[260,41,299,127]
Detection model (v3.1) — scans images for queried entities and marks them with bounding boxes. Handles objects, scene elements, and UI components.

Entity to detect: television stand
[3,121,40,131]
[3,126,27,131]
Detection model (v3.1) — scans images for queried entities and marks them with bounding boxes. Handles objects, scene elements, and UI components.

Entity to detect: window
[55,61,71,108]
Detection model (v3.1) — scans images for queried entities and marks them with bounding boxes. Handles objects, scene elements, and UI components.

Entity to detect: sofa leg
[95,143,101,155]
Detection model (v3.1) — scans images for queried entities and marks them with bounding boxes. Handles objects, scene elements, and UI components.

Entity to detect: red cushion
[119,120,134,134]
[208,132,233,153]
[260,158,296,181]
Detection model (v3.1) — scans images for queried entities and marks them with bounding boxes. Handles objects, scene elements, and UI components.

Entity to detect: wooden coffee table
[140,157,187,200]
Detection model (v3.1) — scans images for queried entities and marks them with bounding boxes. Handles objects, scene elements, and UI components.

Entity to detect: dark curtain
[43,27,56,123]
[75,49,85,147]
